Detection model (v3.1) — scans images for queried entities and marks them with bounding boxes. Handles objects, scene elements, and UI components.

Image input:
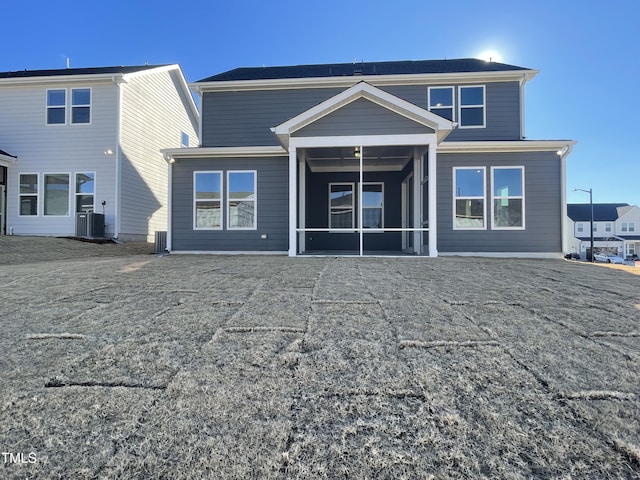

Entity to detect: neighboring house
[566,203,640,259]
[0,65,199,241]
[163,58,575,256]
[0,149,17,235]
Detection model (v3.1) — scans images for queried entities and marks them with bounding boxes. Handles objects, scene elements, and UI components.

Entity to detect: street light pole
[574,188,594,262]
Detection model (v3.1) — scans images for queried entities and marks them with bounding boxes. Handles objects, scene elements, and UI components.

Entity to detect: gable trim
[272,82,454,148]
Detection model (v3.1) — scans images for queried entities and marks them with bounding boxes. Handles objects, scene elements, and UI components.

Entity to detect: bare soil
[0,237,638,479]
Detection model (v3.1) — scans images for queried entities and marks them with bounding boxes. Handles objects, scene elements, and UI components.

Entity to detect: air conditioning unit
[87,213,105,238]
[154,231,167,253]
[76,212,104,238]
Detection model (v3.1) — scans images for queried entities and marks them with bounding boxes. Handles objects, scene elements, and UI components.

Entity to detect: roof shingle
[197,58,531,83]
[0,65,165,79]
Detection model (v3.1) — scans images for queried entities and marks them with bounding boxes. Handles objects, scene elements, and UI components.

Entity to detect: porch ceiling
[304,145,415,172]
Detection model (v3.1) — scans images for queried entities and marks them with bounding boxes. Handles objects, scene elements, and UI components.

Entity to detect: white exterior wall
[615,206,640,235]
[0,81,119,236]
[119,68,199,241]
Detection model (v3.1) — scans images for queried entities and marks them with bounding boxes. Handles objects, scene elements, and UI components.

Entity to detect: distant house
[162,58,575,257]
[0,65,199,241]
[566,203,640,259]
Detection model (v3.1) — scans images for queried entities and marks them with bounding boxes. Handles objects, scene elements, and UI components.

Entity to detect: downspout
[166,154,173,251]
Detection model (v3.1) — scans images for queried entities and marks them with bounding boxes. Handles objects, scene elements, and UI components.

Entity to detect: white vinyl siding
[119,68,199,240]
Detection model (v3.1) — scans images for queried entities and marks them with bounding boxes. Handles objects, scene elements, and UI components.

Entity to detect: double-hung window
[227,171,256,229]
[362,183,384,229]
[577,223,584,233]
[428,87,454,121]
[605,223,612,233]
[194,171,222,229]
[329,183,355,229]
[19,174,38,216]
[491,167,524,229]
[458,86,485,128]
[71,88,91,124]
[453,167,486,229]
[75,173,95,212]
[44,174,70,216]
[47,89,66,125]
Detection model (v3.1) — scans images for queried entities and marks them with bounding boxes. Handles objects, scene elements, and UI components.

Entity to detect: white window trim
[577,223,584,233]
[361,182,385,230]
[43,172,71,217]
[458,85,486,129]
[622,222,628,232]
[490,166,525,230]
[227,170,257,230]
[46,89,67,126]
[193,170,223,230]
[329,182,355,231]
[18,172,40,217]
[453,167,486,230]
[605,222,612,233]
[428,86,455,121]
[71,87,92,125]
[74,171,96,213]
[629,222,636,233]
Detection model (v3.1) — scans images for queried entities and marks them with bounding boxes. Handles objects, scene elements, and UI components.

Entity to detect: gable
[292,97,435,138]
[273,81,454,148]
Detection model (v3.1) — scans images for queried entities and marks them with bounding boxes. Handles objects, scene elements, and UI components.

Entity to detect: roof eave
[193,69,540,92]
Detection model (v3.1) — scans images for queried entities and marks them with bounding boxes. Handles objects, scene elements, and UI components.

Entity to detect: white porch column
[412,149,422,255]
[428,143,437,257]
[288,146,297,256]
[298,151,306,254]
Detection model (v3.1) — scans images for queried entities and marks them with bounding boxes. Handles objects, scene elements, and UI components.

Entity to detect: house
[162,58,575,256]
[0,65,199,241]
[566,203,640,259]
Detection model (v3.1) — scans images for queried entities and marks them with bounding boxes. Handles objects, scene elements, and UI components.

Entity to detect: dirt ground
[0,237,639,479]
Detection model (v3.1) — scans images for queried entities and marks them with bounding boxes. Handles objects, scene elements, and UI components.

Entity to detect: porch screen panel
[329,183,354,228]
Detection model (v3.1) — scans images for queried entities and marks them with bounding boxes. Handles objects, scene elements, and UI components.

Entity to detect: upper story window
[193,171,222,230]
[454,167,486,229]
[491,167,524,229]
[181,132,190,148]
[47,89,66,125]
[47,88,91,125]
[71,88,91,124]
[605,222,612,233]
[577,223,584,233]
[592,223,598,232]
[622,222,635,232]
[428,87,454,121]
[458,85,485,128]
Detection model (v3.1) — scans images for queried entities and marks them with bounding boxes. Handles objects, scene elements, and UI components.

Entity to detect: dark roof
[197,58,531,83]
[0,149,16,158]
[567,203,629,222]
[617,235,640,240]
[0,65,166,79]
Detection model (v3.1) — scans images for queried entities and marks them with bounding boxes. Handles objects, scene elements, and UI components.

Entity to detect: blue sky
[4,0,639,206]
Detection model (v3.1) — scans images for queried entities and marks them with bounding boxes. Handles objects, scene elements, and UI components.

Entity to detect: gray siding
[201,88,342,147]
[201,81,521,147]
[171,157,288,251]
[444,82,521,141]
[437,152,562,253]
[293,98,433,137]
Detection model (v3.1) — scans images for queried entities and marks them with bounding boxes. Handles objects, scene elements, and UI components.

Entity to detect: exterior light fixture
[104,149,114,155]
[354,146,360,158]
